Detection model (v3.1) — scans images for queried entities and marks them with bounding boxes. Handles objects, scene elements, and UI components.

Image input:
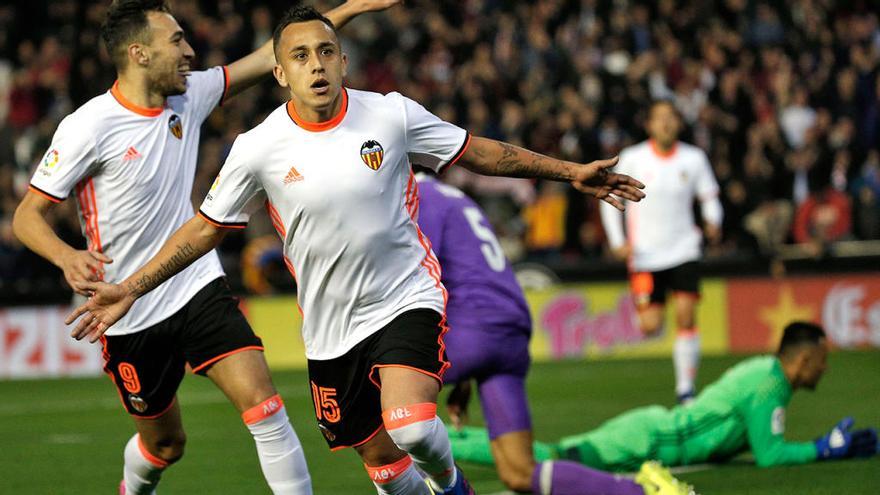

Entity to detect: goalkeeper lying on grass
[450,321,878,472]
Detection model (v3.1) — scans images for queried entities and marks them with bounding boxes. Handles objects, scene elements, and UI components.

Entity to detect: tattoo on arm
[128,243,197,297]
[487,141,572,180]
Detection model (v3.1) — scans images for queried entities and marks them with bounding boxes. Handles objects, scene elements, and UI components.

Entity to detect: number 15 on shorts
[310,381,341,423]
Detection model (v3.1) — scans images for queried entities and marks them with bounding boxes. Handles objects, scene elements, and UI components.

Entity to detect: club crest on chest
[360,140,384,171]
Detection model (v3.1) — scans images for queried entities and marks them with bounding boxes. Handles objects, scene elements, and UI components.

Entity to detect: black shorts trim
[630,261,700,307]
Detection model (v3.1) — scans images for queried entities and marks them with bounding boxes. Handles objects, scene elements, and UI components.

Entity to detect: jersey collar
[649,139,678,159]
[110,81,164,117]
[286,88,348,132]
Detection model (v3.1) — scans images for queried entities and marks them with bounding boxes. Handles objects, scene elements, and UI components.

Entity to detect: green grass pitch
[1,351,877,494]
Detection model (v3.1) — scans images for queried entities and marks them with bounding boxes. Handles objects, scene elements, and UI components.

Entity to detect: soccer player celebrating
[416,173,695,495]
[450,322,878,471]
[12,1,399,494]
[600,100,724,403]
[65,6,645,495]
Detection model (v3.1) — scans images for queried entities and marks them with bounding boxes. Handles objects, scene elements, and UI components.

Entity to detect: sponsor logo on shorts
[360,140,384,171]
[317,423,336,442]
[168,114,183,139]
[128,394,148,413]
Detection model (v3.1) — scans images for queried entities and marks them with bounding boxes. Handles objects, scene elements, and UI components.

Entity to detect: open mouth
[310,78,330,95]
[177,66,191,77]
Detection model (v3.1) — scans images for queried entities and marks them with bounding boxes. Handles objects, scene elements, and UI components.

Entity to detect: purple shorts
[443,325,532,439]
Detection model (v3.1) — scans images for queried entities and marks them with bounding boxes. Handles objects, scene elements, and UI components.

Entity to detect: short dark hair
[648,99,678,118]
[777,321,826,357]
[101,0,170,69]
[272,6,337,60]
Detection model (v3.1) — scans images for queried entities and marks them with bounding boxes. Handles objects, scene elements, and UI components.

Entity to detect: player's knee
[496,462,533,492]
[639,315,664,336]
[150,431,187,464]
[385,418,435,454]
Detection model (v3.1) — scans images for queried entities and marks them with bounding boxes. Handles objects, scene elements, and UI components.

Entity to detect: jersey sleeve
[185,66,230,124]
[743,378,818,467]
[198,138,263,229]
[397,93,470,173]
[694,150,720,200]
[29,114,98,202]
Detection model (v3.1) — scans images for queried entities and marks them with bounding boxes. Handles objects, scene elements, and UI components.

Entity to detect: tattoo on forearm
[128,243,197,297]
[492,142,570,180]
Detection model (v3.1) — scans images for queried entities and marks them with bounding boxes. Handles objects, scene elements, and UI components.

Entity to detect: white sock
[383,403,456,491]
[674,329,701,396]
[243,395,312,495]
[123,434,166,495]
[366,455,432,494]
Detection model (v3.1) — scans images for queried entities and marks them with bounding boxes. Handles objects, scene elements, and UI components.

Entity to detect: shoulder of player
[617,141,650,164]
[347,88,411,116]
[227,104,290,155]
[55,94,110,138]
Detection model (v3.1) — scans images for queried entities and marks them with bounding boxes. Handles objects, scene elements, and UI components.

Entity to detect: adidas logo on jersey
[283,166,304,184]
[122,147,141,162]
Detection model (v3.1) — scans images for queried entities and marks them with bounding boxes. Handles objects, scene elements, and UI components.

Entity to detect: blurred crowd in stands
[0,0,879,297]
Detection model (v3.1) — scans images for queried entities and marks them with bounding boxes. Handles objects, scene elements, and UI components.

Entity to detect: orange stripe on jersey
[265,201,287,239]
[439,133,472,173]
[287,88,348,132]
[28,185,64,203]
[110,81,163,117]
[412,222,451,377]
[197,211,247,229]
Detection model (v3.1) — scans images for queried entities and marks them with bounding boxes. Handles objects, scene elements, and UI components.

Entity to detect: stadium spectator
[2,0,880,297]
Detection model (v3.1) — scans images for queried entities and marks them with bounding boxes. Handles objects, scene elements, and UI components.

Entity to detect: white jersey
[600,140,721,272]
[200,88,468,360]
[29,68,229,335]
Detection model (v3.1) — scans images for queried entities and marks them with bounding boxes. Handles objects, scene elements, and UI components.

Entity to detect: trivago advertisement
[1,272,878,378]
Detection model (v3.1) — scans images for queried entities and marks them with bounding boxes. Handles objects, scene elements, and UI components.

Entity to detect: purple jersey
[417,175,533,439]
[416,176,532,336]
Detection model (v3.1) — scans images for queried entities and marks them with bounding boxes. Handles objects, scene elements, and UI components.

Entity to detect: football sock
[531,460,644,495]
[123,434,166,495]
[365,455,432,494]
[674,328,700,397]
[243,395,312,495]
[384,403,457,490]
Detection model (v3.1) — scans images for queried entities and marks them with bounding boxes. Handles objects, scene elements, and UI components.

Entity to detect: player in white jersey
[600,101,723,403]
[11,1,399,494]
[66,7,646,495]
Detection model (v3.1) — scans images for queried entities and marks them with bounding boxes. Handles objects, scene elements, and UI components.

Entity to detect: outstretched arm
[66,216,227,342]
[457,136,645,211]
[224,0,402,99]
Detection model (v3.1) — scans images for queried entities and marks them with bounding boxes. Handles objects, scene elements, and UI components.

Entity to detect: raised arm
[458,136,645,211]
[13,191,112,296]
[224,0,401,99]
[66,215,227,342]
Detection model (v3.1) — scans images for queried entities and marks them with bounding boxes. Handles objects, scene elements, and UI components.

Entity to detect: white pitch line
[0,384,308,417]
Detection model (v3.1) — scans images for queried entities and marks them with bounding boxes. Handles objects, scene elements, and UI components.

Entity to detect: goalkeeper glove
[848,428,878,458]
[815,417,854,460]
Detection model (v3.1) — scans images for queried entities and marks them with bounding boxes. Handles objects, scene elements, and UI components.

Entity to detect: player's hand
[57,249,113,296]
[815,417,854,460]
[447,380,472,430]
[65,281,135,343]
[571,156,646,211]
[848,428,878,458]
[345,0,403,13]
[611,245,631,262]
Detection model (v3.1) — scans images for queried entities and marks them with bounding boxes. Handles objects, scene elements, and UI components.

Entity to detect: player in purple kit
[415,172,695,495]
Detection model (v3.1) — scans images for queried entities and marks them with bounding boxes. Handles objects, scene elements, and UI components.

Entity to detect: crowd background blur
[1,0,878,301]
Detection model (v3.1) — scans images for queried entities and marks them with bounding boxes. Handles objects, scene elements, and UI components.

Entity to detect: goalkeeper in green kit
[449,322,878,472]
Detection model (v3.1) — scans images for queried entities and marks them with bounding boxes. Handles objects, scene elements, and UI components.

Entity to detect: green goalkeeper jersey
[556,356,818,471]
